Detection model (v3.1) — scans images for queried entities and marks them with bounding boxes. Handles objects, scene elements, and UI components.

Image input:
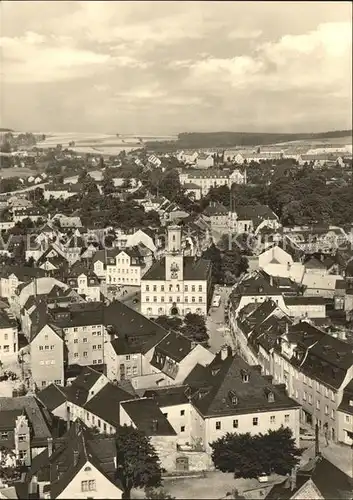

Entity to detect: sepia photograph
[0,1,352,499]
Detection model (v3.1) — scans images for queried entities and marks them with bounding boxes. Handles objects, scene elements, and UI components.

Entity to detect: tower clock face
[170,262,179,279]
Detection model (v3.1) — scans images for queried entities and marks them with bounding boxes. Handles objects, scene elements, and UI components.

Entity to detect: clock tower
[165,225,184,281]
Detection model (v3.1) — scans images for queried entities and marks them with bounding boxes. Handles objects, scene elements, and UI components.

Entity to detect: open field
[35,132,178,155]
[0,167,35,178]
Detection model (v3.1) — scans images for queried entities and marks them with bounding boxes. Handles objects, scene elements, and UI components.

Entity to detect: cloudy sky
[0,1,352,135]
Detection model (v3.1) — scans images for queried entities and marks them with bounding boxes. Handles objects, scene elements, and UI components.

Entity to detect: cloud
[187,22,352,94]
[1,32,112,83]
[228,29,263,39]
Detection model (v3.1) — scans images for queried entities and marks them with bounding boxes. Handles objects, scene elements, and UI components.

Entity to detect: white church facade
[140,225,212,317]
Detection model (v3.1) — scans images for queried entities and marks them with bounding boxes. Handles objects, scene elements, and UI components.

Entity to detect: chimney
[47,437,53,457]
[220,345,230,360]
[73,450,79,466]
[290,467,297,491]
[66,405,71,431]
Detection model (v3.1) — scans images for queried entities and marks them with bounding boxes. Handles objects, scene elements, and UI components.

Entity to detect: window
[180,410,185,416]
[161,297,165,302]
[74,328,78,333]
[316,400,320,410]
[153,285,157,292]
[169,296,173,302]
[185,297,188,303]
[97,419,101,427]
[18,434,27,442]
[1,432,9,439]
[331,409,335,420]
[308,379,313,388]
[199,297,203,303]
[163,413,168,418]
[39,346,44,351]
[270,415,276,424]
[83,352,88,357]
[103,423,107,432]
[303,375,307,384]
[192,296,195,303]
[316,381,320,393]
[180,426,185,432]
[284,414,290,423]
[161,285,164,292]
[177,296,180,303]
[45,345,49,350]
[233,419,238,428]
[81,480,96,492]
[253,417,258,426]
[74,353,78,358]
[198,285,202,292]
[74,339,78,344]
[308,394,313,404]
[83,338,87,343]
[185,285,188,292]
[55,379,61,384]
[93,345,96,350]
[345,414,350,423]
[330,390,335,402]
[4,333,8,340]
[303,391,307,401]
[146,285,150,292]
[132,366,138,375]
[169,284,173,292]
[324,387,329,398]
[146,296,150,302]
[216,421,221,430]
[324,405,329,415]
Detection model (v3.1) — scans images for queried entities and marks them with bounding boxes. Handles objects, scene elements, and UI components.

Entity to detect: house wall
[0,275,20,299]
[204,408,300,453]
[106,251,142,286]
[57,460,123,499]
[285,304,326,319]
[141,278,209,317]
[65,323,105,367]
[337,410,353,445]
[0,324,18,358]
[30,325,64,389]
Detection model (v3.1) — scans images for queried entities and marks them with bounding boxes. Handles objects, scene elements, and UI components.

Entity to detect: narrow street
[206,286,234,354]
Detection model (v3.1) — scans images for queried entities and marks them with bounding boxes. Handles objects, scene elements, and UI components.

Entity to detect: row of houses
[226,269,353,446]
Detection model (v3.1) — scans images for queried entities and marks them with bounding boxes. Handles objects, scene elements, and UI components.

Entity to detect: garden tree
[122,178,132,189]
[159,168,182,200]
[221,249,249,285]
[202,243,224,284]
[101,168,115,195]
[154,315,183,332]
[182,313,209,344]
[0,177,21,193]
[145,487,175,499]
[0,447,21,483]
[115,424,162,499]
[210,427,301,479]
[28,187,44,204]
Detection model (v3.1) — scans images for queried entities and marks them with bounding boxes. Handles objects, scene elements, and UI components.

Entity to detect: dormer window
[228,390,238,405]
[267,391,275,403]
[240,369,249,383]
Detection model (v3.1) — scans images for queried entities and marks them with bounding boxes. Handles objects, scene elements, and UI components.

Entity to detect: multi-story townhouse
[228,271,288,318]
[141,225,212,317]
[66,267,101,302]
[24,420,123,499]
[0,266,46,300]
[92,246,147,286]
[30,321,65,389]
[202,202,229,229]
[51,302,107,368]
[266,455,352,499]
[37,366,134,436]
[231,299,353,443]
[232,205,280,235]
[0,395,54,463]
[0,308,18,359]
[179,168,246,196]
[337,380,353,445]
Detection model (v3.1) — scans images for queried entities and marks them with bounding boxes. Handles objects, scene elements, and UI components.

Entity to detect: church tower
[165,225,184,281]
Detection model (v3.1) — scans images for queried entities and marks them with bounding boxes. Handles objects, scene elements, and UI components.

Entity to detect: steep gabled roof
[120,398,177,436]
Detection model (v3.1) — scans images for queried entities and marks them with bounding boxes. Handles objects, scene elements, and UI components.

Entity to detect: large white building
[141,226,212,317]
[179,169,246,197]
